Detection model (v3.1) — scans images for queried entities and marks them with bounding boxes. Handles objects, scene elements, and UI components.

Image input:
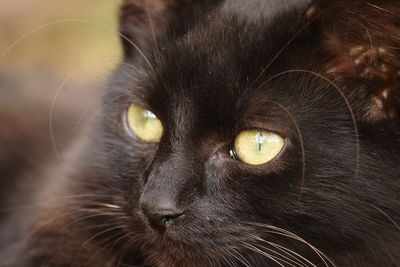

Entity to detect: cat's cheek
[205,148,242,186]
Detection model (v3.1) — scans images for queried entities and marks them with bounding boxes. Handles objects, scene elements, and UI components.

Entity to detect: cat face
[82,0,400,266]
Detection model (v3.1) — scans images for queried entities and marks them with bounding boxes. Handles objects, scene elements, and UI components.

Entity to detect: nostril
[141,207,185,232]
[160,211,185,226]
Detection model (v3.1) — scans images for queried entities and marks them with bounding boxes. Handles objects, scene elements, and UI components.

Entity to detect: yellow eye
[126,105,163,142]
[233,130,285,165]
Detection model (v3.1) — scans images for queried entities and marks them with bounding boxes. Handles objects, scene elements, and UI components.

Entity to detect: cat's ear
[119,0,181,57]
[314,1,400,122]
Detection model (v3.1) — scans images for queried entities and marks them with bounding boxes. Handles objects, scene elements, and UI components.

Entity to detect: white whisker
[241,222,336,267]
[241,242,286,267]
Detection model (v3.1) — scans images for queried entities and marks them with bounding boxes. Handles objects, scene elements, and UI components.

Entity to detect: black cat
[1,0,400,266]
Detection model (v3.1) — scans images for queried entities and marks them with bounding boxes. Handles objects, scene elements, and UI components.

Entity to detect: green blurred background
[0,0,122,78]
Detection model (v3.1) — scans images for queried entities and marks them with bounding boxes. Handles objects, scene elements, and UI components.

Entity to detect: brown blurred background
[0,0,124,201]
[0,0,124,155]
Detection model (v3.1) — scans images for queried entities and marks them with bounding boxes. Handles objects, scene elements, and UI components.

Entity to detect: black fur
[1,0,400,266]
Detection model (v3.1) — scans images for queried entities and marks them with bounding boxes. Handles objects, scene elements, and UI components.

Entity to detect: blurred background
[0,0,122,75]
[0,0,124,136]
[0,0,124,205]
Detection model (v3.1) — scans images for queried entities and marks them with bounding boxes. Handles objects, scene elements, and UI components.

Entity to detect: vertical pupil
[144,110,156,122]
[255,132,264,151]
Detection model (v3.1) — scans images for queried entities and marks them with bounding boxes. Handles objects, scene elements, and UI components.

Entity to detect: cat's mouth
[134,219,257,266]
[140,238,231,267]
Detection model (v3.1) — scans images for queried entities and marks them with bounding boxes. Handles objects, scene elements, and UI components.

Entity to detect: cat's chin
[133,224,220,266]
[137,227,247,267]
[142,240,221,267]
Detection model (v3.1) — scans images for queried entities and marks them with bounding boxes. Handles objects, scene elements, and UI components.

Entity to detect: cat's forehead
[141,4,311,112]
[117,0,321,137]
[221,0,312,21]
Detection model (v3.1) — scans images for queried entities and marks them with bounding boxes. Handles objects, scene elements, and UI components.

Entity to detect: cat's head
[80,0,400,266]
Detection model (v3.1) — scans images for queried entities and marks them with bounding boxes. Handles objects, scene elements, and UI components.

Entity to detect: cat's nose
[140,203,185,232]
